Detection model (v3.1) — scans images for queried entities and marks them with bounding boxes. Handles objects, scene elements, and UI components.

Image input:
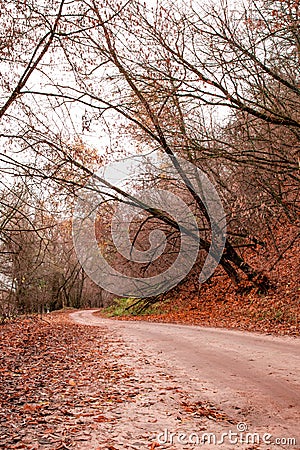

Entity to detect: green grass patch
[102,297,165,317]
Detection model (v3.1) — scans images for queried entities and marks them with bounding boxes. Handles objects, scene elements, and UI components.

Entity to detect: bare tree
[1,0,299,306]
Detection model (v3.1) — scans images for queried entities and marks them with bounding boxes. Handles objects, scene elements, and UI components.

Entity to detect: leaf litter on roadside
[0,314,134,449]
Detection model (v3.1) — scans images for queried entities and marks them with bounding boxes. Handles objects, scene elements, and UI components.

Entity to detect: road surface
[71,310,300,445]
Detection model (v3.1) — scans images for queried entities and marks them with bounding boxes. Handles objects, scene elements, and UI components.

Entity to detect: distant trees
[0,180,103,316]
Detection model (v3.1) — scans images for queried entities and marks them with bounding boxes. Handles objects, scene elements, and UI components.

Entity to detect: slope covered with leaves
[105,223,300,336]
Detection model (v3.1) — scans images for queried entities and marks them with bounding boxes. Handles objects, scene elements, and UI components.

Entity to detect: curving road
[71,310,300,444]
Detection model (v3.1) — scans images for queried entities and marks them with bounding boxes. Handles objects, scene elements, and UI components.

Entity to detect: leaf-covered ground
[0,313,134,449]
[0,313,244,450]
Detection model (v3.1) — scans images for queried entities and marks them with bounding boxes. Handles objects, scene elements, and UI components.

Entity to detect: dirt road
[71,310,300,448]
